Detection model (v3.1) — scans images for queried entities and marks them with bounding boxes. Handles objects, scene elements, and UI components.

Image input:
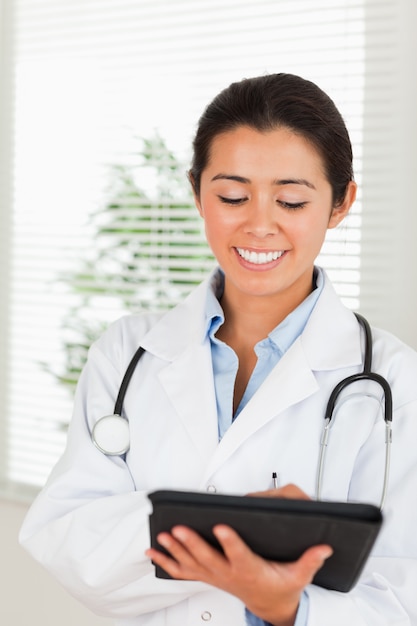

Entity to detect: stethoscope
[316,314,392,510]
[91,314,393,509]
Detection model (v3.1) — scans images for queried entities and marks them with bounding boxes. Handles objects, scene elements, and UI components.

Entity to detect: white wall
[1,498,112,626]
[386,0,417,348]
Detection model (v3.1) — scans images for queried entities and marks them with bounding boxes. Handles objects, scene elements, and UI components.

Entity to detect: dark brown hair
[189,73,354,206]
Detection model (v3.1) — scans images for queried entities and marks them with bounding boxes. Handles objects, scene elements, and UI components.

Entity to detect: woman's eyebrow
[210,173,316,190]
[211,173,249,183]
[275,178,316,190]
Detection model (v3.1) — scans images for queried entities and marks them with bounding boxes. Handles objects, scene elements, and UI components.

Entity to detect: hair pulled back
[189,73,354,206]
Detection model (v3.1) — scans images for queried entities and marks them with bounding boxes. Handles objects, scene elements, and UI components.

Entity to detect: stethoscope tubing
[316,314,392,509]
[114,346,145,416]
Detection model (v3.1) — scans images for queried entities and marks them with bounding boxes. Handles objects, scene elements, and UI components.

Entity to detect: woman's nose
[244,199,279,238]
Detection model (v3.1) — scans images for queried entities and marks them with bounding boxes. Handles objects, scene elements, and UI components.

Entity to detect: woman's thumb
[296,545,333,585]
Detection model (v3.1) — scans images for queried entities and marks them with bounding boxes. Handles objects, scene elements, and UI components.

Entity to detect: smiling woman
[189,74,357,331]
[20,73,417,626]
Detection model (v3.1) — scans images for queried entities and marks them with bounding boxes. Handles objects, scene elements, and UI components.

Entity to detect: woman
[20,74,417,626]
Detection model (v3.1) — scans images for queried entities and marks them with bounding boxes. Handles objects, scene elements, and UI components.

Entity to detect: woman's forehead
[203,126,327,182]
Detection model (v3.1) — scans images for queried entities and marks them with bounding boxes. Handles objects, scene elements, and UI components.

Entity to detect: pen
[272,472,279,489]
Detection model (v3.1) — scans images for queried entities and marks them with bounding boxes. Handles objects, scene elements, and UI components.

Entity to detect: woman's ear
[328,181,357,229]
[188,171,204,217]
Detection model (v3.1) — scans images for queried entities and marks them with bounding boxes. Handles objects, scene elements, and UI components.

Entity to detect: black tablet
[148,489,382,592]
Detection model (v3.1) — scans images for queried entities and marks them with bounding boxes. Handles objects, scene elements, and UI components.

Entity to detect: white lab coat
[20,269,417,626]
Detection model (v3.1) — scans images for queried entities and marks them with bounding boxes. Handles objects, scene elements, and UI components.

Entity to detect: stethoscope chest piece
[92,414,130,456]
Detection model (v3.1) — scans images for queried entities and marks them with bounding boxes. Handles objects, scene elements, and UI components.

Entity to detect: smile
[236,248,285,265]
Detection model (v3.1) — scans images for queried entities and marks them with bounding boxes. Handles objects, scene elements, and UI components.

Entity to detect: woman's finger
[170,525,225,564]
[212,524,259,566]
[157,530,198,565]
[145,545,185,579]
[146,526,228,581]
[248,483,311,500]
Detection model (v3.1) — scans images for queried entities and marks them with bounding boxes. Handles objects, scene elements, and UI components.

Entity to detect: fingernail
[320,547,333,561]
[157,533,170,547]
[213,525,229,540]
[172,526,187,541]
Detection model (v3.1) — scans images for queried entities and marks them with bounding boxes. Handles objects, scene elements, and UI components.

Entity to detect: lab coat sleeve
[305,557,417,626]
[19,330,207,619]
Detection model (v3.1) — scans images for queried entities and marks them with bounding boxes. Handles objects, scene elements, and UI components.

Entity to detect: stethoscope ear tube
[316,314,393,510]
[325,372,392,425]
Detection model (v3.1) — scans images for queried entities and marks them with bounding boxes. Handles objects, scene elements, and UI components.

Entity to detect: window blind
[0,0,405,497]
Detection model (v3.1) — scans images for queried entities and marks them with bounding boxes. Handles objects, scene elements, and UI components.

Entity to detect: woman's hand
[248,482,312,500]
[145,484,333,626]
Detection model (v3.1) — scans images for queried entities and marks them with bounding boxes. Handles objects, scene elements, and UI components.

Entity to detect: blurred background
[0,0,416,623]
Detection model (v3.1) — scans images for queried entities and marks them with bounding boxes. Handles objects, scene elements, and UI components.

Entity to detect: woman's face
[194,125,355,309]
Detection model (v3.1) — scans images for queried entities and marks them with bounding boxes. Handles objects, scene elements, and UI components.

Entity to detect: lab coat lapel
[201,338,319,479]
[157,341,219,462]
[140,273,219,463]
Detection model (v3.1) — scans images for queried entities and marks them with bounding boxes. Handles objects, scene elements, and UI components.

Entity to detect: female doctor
[20,73,417,626]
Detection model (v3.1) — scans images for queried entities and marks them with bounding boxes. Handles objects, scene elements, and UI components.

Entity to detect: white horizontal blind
[2,0,394,496]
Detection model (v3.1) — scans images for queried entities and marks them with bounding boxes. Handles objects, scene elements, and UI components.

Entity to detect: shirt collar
[204,268,226,337]
[204,267,324,353]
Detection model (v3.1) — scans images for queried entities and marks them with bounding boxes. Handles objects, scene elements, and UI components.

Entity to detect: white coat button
[206,484,216,493]
[201,611,212,621]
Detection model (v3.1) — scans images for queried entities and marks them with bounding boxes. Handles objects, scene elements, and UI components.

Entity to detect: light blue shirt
[204,267,324,626]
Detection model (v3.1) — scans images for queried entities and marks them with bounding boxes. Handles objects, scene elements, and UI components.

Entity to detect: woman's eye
[278,200,307,210]
[218,195,247,205]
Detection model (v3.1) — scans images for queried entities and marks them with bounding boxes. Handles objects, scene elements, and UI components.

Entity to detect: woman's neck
[217,278,313,347]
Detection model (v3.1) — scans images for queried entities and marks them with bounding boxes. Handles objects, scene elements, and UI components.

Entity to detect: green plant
[45,134,213,394]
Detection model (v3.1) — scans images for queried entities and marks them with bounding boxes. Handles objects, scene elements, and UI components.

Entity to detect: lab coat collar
[300,274,362,371]
[140,267,363,372]
[139,269,220,360]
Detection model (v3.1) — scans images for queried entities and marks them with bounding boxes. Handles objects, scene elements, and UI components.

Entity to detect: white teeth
[236,248,284,265]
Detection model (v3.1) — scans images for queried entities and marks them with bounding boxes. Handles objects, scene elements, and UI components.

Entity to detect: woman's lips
[235,247,286,265]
